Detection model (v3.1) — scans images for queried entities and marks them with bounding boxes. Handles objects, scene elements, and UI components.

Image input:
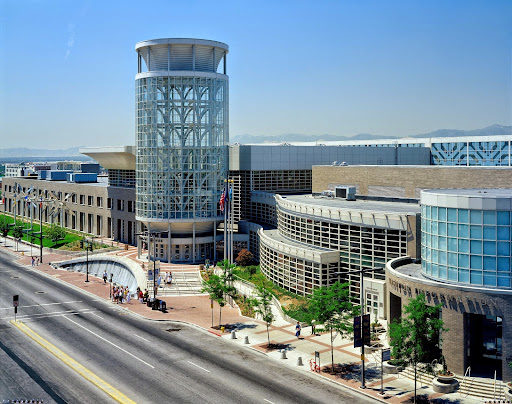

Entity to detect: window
[88,195,93,206]
[117,199,124,211]
[97,197,103,207]
[107,198,113,209]
[79,194,85,205]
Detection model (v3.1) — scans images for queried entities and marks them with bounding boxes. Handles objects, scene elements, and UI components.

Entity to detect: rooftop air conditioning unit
[335,186,356,201]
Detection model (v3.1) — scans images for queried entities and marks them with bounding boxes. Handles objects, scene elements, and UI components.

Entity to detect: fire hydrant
[221,326,225,333]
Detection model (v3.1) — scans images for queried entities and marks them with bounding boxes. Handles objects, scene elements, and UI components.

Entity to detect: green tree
[308,282,356,372]
[252,286,276,348]
[12,225,23,251]
[235,249,254,267]
[0,221,8,238]
[389,293,447,404]
[201,260,236,328]
[47,224,66,246]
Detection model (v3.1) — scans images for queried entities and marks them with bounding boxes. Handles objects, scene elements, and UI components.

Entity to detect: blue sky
[0,0,511,148]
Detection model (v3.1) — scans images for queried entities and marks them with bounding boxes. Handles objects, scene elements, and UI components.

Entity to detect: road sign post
[381,348,391,395]
[13,295,19,321]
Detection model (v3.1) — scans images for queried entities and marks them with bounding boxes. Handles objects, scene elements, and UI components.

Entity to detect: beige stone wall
[313,166,512,197]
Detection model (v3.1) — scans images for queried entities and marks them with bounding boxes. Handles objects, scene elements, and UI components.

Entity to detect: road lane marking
[62,316,155,369]
[0,300,83,310]
[187,361,210,373]
[133,334,150,342]
[263,399,275,404]
[3,308,94,320]
[86,312,105,320]
[11,320,136,404]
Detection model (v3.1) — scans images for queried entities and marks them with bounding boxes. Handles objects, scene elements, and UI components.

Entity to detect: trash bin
[147,298,153,307]
[160,300,166,311]
[152,299,160,310]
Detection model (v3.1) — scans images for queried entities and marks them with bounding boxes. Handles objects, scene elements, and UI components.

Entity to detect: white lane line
[133,334,150,342]
[187,361,210,373]
[3,308,93,320]
[62,316,155,369]
[263,399,275,404]
[87,312,105,320]
[0,300,83,311]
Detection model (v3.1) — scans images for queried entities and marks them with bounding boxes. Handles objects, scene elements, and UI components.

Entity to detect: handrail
[459,366,471,398]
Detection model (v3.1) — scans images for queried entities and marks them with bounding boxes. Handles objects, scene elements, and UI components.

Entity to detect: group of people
[30,256,40,266]
[112,285,131,304]
[136,287,149,304]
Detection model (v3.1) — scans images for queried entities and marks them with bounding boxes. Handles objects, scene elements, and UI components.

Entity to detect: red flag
[219,189,226,212]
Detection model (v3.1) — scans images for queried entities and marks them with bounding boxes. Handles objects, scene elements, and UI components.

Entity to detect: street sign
[382,348,391,362]
[148,269,154,280]
[362,314,371,345]
[13,295,19,307]
[353,316,362,347]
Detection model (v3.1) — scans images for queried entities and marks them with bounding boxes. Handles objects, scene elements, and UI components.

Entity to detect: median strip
[11,320,137,404]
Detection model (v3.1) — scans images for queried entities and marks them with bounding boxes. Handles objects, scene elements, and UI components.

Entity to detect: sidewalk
[2,237,492,404]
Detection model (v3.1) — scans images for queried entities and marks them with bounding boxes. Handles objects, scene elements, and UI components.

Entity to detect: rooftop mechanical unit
[335,186,356,201]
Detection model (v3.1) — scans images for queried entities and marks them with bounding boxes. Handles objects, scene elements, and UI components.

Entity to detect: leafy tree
[47,224,66,246]
[308,282,356,372]
[0,221,8,238]
[251,286,276,348]
[235,249,254,267]
[389,293,447,404]
[201,259,236,328]
[12,225,23,251]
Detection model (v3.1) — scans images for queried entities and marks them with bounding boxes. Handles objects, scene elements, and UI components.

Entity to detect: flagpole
[223,179,227,261]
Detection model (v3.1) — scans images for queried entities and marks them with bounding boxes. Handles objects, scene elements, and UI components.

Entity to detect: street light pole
[85,239,90,282]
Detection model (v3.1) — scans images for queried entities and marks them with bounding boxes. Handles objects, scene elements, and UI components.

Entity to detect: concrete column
[192,222,196,263]
[167,222,171,263]
[214,222,217,262]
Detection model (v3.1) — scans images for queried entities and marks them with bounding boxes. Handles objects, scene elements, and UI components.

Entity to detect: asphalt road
[0,248,376,404]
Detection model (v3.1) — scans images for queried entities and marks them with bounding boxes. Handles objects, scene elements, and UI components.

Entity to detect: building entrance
[467,314,503,379]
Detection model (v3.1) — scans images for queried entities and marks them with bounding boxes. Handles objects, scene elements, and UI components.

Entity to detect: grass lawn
[233,265,312,322]
[0,214,99,249]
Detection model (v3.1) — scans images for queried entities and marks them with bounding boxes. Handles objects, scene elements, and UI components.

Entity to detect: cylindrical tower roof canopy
[135,38,229,74]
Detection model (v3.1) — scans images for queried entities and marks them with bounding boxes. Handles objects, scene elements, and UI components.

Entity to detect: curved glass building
[421,189,512,288]
[135,38,229,262]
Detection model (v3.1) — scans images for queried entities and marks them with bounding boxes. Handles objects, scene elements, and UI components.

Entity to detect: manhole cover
[35,291,46,294]
[165,327,181,332]
[10,276,20,279]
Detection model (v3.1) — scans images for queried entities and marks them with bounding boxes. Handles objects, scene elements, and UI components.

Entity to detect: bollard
[297,356,303,366]
[280,350,287,359]
[244,336,250,344]
[231,330,237,339]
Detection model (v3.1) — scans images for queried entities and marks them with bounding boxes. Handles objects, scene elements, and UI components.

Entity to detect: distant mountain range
[230,124,512,144]
[0,125,510,159]
[0,147,84,158]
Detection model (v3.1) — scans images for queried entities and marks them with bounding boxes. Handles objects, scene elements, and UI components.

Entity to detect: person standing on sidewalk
[311,319,316,335]
[295,322,301,339]
[103,270,108,284]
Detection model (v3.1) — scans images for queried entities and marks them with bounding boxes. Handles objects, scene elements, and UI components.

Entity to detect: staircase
[399,367,506,400]
[147,271,204,296]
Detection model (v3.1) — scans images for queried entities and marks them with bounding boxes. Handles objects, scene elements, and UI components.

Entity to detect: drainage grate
[35,291,46,294]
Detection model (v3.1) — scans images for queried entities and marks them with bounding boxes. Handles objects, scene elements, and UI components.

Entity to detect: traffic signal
[80,239,84,249]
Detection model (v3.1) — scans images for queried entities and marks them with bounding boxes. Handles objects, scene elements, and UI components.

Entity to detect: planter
[382,361,401,374]
[432,376,458,393]
[505,387,512,402]
[372,325,384,332]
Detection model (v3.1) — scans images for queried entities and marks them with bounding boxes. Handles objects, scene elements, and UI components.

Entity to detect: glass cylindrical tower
[135,38,229,262]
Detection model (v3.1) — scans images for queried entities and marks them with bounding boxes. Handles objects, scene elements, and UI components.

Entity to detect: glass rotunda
[135,38,229,262]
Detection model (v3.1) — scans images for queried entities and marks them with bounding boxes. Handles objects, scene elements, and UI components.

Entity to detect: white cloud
[65,23,75,60]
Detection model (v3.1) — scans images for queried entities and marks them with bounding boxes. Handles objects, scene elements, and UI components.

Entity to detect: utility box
[335,186,356,201]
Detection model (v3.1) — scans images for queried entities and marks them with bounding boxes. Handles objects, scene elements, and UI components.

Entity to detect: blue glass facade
[431,141,511,166]
[421,201,512,289]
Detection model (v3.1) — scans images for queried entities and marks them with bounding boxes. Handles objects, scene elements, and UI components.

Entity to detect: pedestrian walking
[31,257,35,266]
[125,287,130,303]
[103,270,108,284]
[138,289,144,304]
[295,322,301,339]
[311,319,316,335]
[166,272,172,285]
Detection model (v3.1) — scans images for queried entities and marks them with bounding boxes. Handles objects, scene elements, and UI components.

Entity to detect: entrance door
[467,314,502,378]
